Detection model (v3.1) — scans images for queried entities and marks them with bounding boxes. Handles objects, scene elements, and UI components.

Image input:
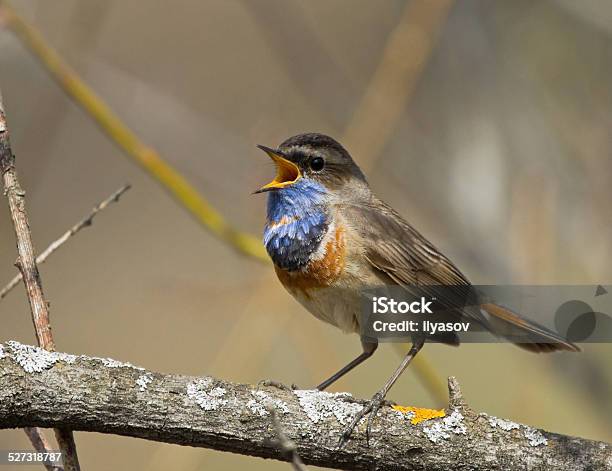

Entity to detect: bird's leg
[316,339,378,391]
[338,339,425,448]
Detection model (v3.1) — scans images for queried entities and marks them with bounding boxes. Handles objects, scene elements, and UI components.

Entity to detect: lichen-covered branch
[0,341,609,470]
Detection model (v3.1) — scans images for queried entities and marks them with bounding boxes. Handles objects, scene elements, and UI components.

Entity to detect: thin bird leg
[316,339,378,390]
[339,338,425,447]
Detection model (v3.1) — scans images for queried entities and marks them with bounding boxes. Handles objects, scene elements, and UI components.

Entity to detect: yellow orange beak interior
[256,145,301,192]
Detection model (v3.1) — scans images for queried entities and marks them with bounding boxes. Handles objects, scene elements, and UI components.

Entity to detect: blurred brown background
[1,0,611,469]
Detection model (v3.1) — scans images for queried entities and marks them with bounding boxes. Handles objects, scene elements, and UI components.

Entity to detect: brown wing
[343,198,479,346]
[343,198,579,352]
[351,200,470,287]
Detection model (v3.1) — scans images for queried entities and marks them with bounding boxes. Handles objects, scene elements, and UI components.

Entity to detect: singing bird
[255,133,578,443]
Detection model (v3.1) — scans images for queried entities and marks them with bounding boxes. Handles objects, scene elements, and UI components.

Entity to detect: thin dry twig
[0,91,81,471]
[24,427,64,471]
[268,409,308,471]
[1,99,54,348]
[0,184,131,300]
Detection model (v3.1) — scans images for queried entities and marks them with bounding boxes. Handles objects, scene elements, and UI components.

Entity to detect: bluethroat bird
[255,133,579,444]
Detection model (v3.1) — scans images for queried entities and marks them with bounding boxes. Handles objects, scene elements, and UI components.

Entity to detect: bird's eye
[310,157,325,171]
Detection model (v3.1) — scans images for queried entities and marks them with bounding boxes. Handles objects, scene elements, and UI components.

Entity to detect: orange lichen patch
[393,405,446,425]
[276,225,346,296]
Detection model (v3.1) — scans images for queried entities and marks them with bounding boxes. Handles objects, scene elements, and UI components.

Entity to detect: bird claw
[338,391,386,448]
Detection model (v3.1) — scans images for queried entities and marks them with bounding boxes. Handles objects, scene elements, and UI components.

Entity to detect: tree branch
[0,341,609,471]
[0,92,80,471]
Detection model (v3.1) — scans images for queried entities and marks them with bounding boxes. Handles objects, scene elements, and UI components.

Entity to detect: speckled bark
[0,341,609,470]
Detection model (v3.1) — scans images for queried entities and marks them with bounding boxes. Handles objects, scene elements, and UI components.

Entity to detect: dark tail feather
[481,303,580,353]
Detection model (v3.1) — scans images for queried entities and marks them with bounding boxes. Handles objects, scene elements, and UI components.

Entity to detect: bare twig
[0,341,610,471]
[0,184,131,300]
[447,375,467,410]
[268,409,308,471]
[0,92,81,471]
[1,97,54,348]
[24,427,63,471]
[52,430,79,471]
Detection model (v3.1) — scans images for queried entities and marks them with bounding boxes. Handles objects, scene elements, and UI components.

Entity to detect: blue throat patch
[264,179,329,271]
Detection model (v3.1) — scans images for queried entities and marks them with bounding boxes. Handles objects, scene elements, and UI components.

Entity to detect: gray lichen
[488,415,520,431]
[187,378,228,411]
[136,373,153,392]
[423,410,467,443]
[1,341,144,373]
[96,357,144,370]
[394,408,416,422]
[294,390,363,425]
[246,390,289,417]
[484,413,548,447]
[6,341,77,373]
[524,426,548,447]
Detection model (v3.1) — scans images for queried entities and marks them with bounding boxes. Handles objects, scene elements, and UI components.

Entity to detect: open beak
[254,145,301,193]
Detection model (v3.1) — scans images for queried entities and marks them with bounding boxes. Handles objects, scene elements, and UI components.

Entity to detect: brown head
[255,133,368,194]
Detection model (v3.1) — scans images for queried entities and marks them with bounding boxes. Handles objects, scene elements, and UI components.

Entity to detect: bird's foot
[258,379,299,392]
[338,390,388,448]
